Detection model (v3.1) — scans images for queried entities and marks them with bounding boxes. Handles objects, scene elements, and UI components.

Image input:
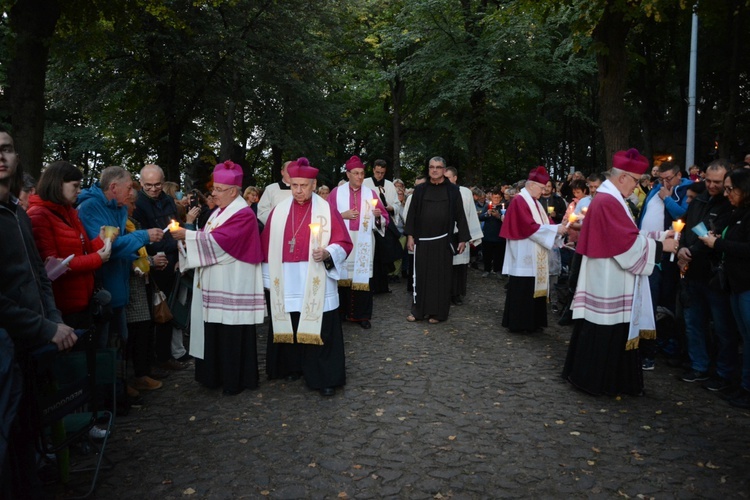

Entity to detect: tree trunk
[720,1,742,161]
[390,74,406,180]
[7,0,61,179]
[593,4,632,168]
[465,89,487,186]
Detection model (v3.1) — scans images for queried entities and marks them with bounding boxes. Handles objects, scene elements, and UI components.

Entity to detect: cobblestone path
[96,269,749,499]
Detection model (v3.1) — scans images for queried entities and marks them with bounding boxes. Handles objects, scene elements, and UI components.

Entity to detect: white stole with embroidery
[267,197,331,345]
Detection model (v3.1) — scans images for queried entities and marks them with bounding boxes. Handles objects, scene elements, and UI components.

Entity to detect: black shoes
[680,369,709,383]
[359,320,371,329]
[704,376,733,392]
[320,387,335,397]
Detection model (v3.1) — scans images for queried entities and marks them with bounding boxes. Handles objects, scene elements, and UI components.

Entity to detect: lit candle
[670,219,686,261]
[566,213,578,228]
[487,201,493,211]
[309,223,321,249]
[500,203,506,216]
[547,206,554,214]
[167,219,180,232]
[581,207,588,215]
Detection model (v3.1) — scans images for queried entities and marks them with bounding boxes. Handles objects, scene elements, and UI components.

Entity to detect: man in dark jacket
[677,160,739,390]
[0,127,77,498]
[133,164,190,370]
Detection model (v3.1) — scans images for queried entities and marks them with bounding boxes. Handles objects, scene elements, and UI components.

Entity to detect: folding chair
[31,328,116,499]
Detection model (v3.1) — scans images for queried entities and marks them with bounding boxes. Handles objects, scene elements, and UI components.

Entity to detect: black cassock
[405,180,469,321]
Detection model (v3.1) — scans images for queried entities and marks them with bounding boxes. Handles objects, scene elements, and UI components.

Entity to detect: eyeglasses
[142,182,162,190]
[211,186,233,194]
[659,173,676,184]
[724,185,736,193]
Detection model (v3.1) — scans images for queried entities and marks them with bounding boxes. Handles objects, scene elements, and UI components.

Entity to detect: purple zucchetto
[287,157,318,179]
[213,160,243,187]
[612,148,650,175]
[527,166,550,185]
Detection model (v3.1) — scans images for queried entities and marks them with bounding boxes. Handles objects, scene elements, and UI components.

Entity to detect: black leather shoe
[320,387,335,397]
[223,388,242,396]
[285,374,301,382]
[360,320,372,329]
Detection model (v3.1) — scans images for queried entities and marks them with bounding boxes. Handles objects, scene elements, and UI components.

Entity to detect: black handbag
[90,287,113,323]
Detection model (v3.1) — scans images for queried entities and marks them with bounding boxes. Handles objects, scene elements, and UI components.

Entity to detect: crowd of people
[2,120,750,496]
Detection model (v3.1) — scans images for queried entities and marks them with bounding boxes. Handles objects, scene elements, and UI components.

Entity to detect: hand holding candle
[566,212,579,228]
[164,219,180,233]
[309,223,321,249]
[670,219,685,261]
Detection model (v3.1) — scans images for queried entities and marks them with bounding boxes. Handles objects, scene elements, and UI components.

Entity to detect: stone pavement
[95,268,749,499]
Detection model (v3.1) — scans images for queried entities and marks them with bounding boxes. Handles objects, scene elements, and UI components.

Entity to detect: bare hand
[372,208,382,218]
[51,324,77,351]
[171,228,187,241]
[457,242,466,254]
[406,235,415,253]
[677,247,692,263]
[659,185,673,200]
[557,224,568,235]
[147,228,164,243]
[153,253,169,269]
[312,247,329,262]
[342,209,359,220]
[698,233,718,249]
[97,238,112,263]
[186,206,201,224]
[663,237,679,254]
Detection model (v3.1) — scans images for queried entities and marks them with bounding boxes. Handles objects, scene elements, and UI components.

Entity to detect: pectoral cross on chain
[288,237,296,253]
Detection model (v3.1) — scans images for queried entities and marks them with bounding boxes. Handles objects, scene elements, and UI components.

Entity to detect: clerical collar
[372,177,385,187]
[279,181,291,190]
[349,185,361,192]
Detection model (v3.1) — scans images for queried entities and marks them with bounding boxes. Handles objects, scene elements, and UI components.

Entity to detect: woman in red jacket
[27,161,112,329]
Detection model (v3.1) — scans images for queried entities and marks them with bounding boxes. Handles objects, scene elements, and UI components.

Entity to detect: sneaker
[641,358,655,371]
[89,426,110,440]
[482,272,489,278]
[704,376,733,392]
[680,369,709,382]
[727,388,750,409]
[133,376,163,391]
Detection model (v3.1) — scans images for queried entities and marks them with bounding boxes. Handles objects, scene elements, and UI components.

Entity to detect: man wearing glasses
[133,164,190,371]
[404,157,470,324]
[638,161,692,371]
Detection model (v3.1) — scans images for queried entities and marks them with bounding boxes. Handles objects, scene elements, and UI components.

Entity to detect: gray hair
[429,156,446,167]
[100,166,130,190]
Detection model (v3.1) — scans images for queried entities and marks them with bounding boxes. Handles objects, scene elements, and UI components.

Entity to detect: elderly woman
[699,168,750,409]
[27,161,112,330]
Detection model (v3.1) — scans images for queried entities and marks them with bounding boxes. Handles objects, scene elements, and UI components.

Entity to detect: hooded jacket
[76,182,150,308]
[27,195,105,315]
